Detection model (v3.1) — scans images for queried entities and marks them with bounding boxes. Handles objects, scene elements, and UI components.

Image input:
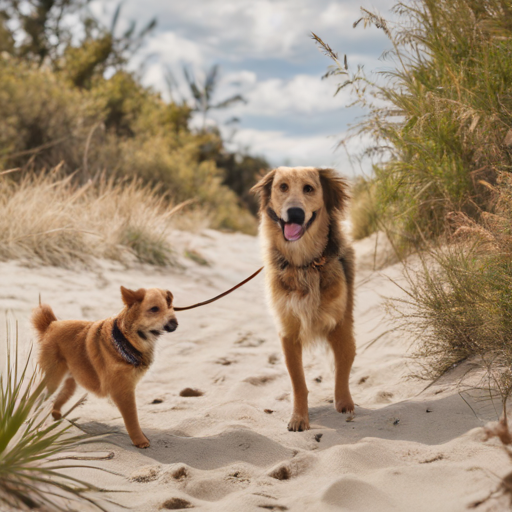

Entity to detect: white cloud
[95,0,395,62]
[242,74,349,116]
[90,0,397,172]
[227,127,373,176]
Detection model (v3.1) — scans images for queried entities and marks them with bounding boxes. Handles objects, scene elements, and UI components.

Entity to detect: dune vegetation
[0,322,114,511]
[0,0,267,269]
[316,0,512,397]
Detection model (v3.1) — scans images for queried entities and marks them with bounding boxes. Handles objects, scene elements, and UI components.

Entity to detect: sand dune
[1,229,510,511]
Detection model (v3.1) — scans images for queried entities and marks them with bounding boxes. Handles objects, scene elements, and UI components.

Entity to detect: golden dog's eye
[303,185,314,193]
[279,183,289,192]
[149,306,159,313]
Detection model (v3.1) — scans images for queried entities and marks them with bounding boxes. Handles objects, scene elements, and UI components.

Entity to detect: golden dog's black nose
[287,207,305,225]
[164,319,178,332]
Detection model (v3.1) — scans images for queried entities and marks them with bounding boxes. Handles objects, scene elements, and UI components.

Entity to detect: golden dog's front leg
[328,320,355,414]
[111,387,150,448]
[281,334,310,431]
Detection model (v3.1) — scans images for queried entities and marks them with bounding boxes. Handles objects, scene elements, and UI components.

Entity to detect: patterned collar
[111,319,143,367]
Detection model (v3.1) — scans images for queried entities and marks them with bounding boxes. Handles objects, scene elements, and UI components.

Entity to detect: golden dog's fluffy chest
[268,262,347,345]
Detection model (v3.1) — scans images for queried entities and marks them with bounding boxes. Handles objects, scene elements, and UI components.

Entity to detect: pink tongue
[284,223,303,241]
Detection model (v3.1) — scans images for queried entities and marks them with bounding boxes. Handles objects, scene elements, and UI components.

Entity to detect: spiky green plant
[0,320,114,511]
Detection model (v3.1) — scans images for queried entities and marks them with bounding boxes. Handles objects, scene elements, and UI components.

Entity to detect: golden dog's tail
[32,304,57,338]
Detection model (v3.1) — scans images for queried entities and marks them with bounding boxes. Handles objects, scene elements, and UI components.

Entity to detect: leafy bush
[0,1,262,240]
[316,0,512,248]
[316,1,512,392]
[391,174,512,379]
[350,177,379,240]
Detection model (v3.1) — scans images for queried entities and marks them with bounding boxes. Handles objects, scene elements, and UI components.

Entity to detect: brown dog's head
[251,166,349,242]
[120,286,178,343]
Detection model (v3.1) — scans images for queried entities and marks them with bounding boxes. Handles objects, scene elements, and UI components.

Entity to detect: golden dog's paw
[287,414,310,432]
[134,436,151,449]
[335,397,355,414]
[51,410,62,420]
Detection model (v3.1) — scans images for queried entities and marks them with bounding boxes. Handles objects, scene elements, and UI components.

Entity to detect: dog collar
[276,253,327,271]
[112,319,143,367]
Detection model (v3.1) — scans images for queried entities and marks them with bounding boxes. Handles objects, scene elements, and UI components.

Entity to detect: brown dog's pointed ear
[318,168,350,214]
[165,290,173,308]
[250,169,277,207]
[120,286,146,307]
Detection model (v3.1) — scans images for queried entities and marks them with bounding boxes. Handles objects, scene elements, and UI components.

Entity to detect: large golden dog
[251,166,355,431]
[33,286,178,448]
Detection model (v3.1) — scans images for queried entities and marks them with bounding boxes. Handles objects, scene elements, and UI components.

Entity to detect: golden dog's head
[120,286,178,343]
[251,166,349,242]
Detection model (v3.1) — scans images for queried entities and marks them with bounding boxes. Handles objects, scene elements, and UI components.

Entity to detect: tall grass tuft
[0,321,112,511]
[315,1,512,401]
[315,0,512,249]
[0,170,192,267]
[350,177,379,241]
[389,173,512,389]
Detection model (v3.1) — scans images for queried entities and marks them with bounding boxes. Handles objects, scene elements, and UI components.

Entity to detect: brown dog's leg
[110,388,150,448]
[327,319,355,414]
[281,334,310,431]
[42,360,68,396]
[51,376,76,420]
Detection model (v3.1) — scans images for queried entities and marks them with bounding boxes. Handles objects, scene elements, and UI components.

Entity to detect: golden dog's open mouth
[266,207,317,242]
[283,223,305,241]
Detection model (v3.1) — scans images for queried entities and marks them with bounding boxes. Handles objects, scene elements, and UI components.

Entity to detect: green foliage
[172,64,247,129]
[0,0,262,240]
[316,0,512,248]
[350,177,379,240]
[0,323,110,510]
[393,174,512,388]
[317,1,512,390]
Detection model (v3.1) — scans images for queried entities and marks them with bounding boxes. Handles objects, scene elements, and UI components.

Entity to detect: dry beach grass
[0,170,200,268]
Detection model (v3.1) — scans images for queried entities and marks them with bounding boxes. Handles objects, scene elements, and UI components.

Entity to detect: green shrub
[389,173,512,396]
[316,0,512,247]
[350,176,379,240]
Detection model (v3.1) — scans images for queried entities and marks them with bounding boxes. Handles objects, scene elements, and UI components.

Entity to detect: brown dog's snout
[287,207,305,225]
[164,318,178,332]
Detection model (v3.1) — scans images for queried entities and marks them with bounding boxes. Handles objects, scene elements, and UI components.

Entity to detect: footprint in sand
[179,388,204,397]
[130,465,161,483]
[161,497,194,510]
[268,353,280,365]
[268,454,316,481]
[216,357,235,366]
[171,465,189,480]
[235,331,266,347]
[269,465,291,481]
[244,374,278,386]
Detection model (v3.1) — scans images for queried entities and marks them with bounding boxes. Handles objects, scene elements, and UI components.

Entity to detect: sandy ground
[1,230,511,512]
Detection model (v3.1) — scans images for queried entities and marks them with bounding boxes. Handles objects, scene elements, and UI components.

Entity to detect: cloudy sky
[91,0,396,175]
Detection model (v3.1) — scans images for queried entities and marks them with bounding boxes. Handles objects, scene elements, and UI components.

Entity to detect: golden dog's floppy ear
[318,168,350,214]
[121,286,146,307]
[165,290,173,308]
[250,169,276,207]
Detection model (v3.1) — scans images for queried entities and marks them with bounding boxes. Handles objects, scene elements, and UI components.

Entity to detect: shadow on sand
[310,391,499,448]
[79,391,499,470]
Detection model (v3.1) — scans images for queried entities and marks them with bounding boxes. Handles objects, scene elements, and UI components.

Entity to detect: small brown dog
[251,166,356,432]
[32,286,178,448]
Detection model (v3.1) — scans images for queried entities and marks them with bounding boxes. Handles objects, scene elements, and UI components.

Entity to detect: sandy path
[1,230,510,511]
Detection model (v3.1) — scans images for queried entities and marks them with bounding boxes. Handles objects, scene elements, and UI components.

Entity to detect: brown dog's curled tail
[32,304,57,338]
